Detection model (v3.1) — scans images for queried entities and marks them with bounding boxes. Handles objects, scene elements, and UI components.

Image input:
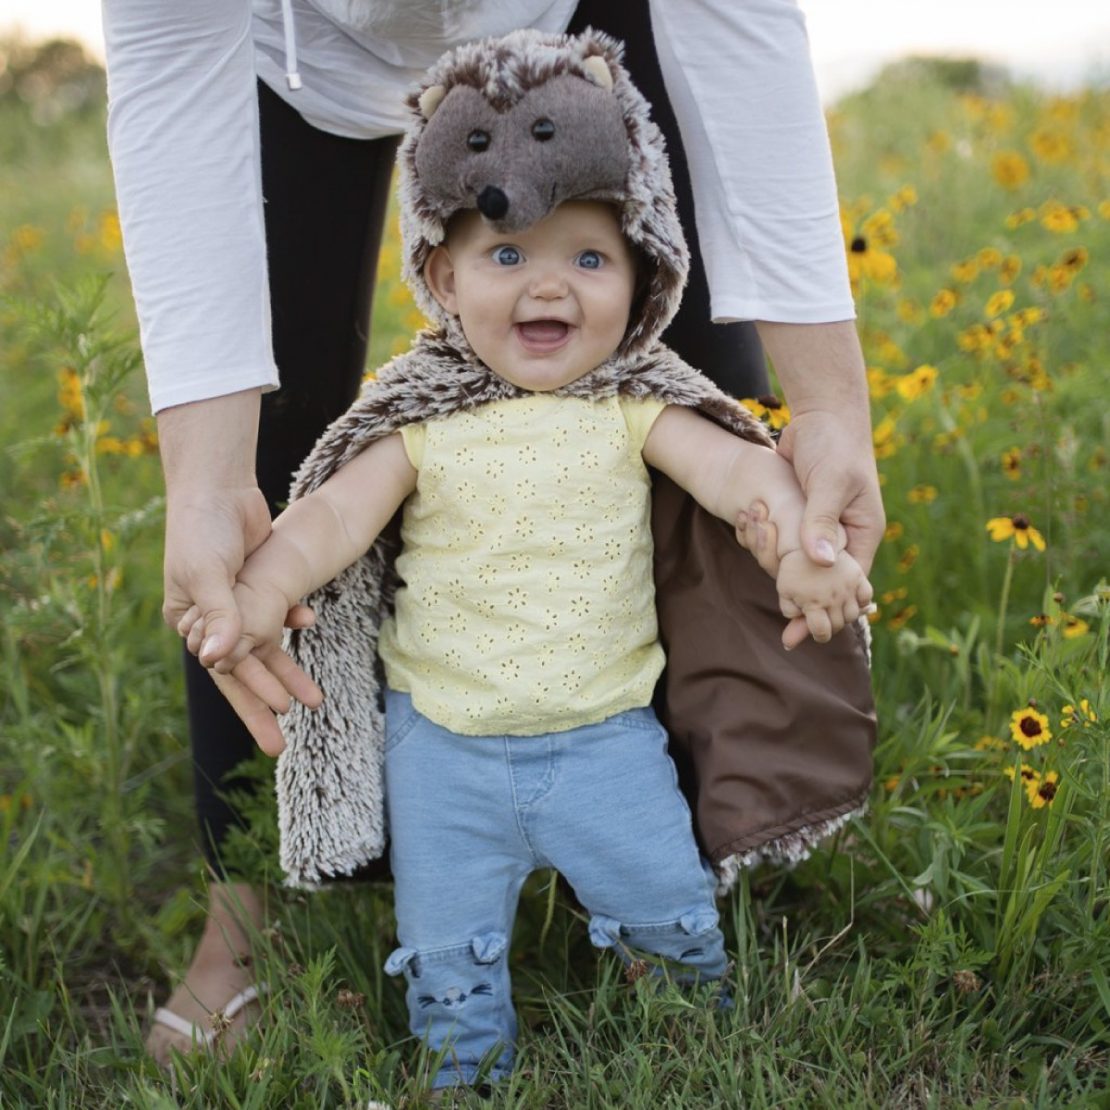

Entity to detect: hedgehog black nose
[477,185,509,220]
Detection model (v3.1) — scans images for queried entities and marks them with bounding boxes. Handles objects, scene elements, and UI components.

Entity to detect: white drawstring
[280,0,303,90]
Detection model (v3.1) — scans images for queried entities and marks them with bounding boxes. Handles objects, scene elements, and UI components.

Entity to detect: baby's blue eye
[493,245,522,266]
[576,250,603,270]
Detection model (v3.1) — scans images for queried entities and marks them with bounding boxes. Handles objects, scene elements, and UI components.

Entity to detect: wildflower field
[2,46,1108,1107]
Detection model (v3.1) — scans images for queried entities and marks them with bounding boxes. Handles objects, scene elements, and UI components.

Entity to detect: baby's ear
[423,245,458,314]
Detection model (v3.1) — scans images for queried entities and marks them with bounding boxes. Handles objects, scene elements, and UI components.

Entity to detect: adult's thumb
[801,493,843,566]
[195,586,242,666]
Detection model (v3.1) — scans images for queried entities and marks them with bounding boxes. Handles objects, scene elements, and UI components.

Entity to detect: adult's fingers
[256,643,324,709]
[209,670,287,757]
[781,616,810,651]
[804,606,833,644]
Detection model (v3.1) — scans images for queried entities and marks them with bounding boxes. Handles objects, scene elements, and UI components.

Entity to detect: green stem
[988,542,1017,717]
[79,371,127,923]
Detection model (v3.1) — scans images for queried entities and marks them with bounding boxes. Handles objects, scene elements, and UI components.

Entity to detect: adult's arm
[650,0,883,570]
[103,0,279,412]
[103,0,283,652]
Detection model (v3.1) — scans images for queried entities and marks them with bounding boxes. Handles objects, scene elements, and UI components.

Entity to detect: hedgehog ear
[418,84,447,119]
[581,55,614,92]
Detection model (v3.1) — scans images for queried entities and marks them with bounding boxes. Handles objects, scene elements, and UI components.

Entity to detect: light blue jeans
[382,688,728,1090]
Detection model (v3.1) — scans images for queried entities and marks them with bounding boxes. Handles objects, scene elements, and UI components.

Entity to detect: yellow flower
[740,395,790,430]
[999,255,1022,284]
[1001,448,1021,480]
[992,151,1030,190]
[1098,199,1110,220]
[883,522,904,542]
[888,185,918,212]
[908,484,938,504]
[951,258,979,283]
[986,513,1046,551]
[1040,201,1079,233]
[1004,761,1039,785]
[897,545,919,573]
[97,210,122,254]
[977,247,1003,269]
[1010,707,1052,750]
[888,605,917,630]
[1029,612,1054,629]
[1030,129,1072,164]
[867,367,896,399]
[843,209,899,288]
[1005,207,1036,229]
[862,208,899,248]
[975,735,1007,753]
[930,289,958,317]
[927,131,951,154]
[872,414,899,460]
[1061,615,1089,639]
[896,299,923,324]
[985,290,1015,318]
[895,364,938,400]
[1061,700,1097,729]
[958,324,993,353]
[1029,771,1059,809]
[1059,247,1088,273]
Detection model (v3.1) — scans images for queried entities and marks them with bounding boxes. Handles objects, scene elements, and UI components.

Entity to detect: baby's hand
[177,582,323,755]
[775,548,873,650]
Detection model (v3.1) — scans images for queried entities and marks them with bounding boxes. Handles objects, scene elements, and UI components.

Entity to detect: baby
[188,30,873,1092]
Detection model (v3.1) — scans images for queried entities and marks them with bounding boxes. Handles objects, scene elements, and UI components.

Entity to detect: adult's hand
[755,320,885,574]
[157,388,268,663]
[775,410,885,575]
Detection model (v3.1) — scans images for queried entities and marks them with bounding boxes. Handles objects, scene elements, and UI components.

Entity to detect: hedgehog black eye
[531,118,555,142]
[467,129,491,153]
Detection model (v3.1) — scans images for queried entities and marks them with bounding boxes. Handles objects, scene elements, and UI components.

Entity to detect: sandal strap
[152,982,269,1046]
[152,1006,217,1046]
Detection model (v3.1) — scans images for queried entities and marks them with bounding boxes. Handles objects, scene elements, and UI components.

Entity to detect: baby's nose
[528,268,568,299]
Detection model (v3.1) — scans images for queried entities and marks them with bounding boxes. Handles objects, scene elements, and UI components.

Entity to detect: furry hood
[397,28,689,360]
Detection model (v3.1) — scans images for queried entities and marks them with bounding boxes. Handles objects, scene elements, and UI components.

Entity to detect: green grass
[2,56,1108,1107]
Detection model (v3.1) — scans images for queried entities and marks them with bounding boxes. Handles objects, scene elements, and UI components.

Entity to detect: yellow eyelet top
[378,393,666,735]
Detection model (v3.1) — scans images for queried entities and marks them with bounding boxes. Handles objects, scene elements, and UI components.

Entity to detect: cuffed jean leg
[529,706,728,983]
[383,690,534,1089]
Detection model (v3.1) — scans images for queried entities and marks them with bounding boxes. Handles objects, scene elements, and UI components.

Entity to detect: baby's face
[425,201,637,392]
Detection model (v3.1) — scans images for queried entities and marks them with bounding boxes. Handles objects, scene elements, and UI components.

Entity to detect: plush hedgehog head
[398,28,689,360]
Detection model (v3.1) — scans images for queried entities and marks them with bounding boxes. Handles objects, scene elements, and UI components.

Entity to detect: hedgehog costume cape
[276,28,876,891]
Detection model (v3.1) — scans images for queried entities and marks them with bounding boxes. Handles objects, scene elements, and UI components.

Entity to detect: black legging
[187,6,770,869]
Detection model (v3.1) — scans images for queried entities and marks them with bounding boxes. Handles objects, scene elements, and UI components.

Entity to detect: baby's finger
[285,603,317,630]
[177,605,202,637]
[186,617,207,657]
[209,670,286,757]
[781,615,810,651]
[805,606,833,644]
[841,599,861,625]
[780,596,803,619]
[257,643,324,709]
[857,577,875,607]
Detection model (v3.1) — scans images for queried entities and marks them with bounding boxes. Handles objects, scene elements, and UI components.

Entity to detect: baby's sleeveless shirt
[378,393,666,735]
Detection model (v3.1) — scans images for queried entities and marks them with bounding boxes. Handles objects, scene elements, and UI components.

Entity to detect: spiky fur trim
[713,801,870,896]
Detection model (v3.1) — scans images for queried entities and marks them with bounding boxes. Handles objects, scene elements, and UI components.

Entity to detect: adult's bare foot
[145,881,265,1065]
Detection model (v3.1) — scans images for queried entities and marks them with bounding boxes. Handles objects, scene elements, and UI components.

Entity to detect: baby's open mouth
[515,319,572,351]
